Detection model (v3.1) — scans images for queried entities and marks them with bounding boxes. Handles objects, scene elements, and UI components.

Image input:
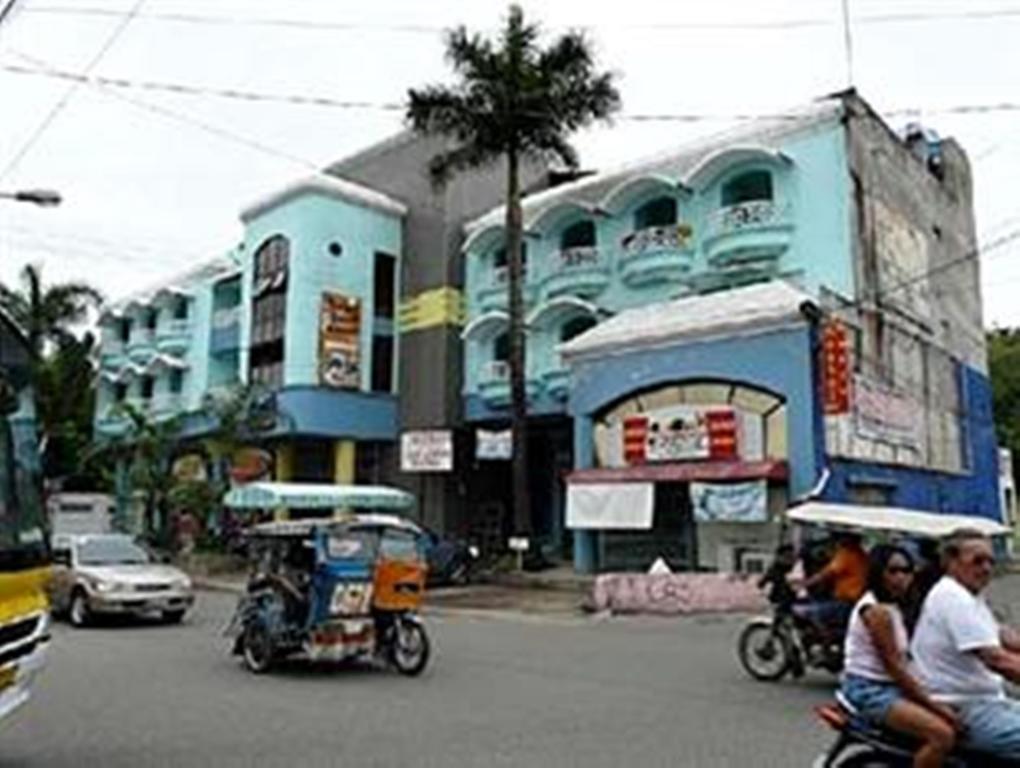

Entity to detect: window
[560,220,596,250]
[634,197,677,229]
[249,235,289,387]
[721,171,773,207]
[560,316,597,343]
[173,297,188,320]
[373,252,397,320]
[118,319,131,343]
[140,376,154,400]
[145,310,157,331]
[493,332,510,362]
[493,244,527,269]
[169,370,184,394]
[114,383,128,402]
[371,335,394,393]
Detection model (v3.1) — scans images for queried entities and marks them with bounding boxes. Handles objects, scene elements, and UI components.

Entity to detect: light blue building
[460,90,1000,573]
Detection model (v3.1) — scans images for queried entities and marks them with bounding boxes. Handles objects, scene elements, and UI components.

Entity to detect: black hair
[867,544,914,604]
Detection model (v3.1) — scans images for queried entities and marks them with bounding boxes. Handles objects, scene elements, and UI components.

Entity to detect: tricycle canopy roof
[247,514,424,539]
[224,482,415,511]
[787,502,1011,539]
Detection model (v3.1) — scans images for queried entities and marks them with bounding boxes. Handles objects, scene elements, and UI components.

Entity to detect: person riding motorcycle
[796,532,869,638]
[911,529,1020,761]
[840,544,961,768]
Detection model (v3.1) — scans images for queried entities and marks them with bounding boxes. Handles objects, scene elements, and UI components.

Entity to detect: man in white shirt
[911,529,1020,759]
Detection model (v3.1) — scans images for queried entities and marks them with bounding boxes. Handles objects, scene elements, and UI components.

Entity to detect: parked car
[50,534,195,627]
[422,528,480,586]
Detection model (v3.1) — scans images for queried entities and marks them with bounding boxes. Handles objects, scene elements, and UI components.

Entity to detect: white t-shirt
[844,592,909,682]
[910,576,1005,702]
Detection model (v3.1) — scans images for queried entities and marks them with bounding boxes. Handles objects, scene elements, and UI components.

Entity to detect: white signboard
[566,482,654,530]
[476,429,512,460]
[690,481,768,523]
[400,431,453,473]
[853,375,922,449]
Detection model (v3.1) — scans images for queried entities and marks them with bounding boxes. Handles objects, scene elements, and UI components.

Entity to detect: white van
[48,493,114,546]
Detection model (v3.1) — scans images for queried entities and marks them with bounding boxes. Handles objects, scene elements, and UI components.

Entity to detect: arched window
[493,244,527,269]
[560,316,597,343]
[721,171,773,207]
[560,220,596,250]
[493,332,510,362]
[250,234,290,389]
[633,196,677,229]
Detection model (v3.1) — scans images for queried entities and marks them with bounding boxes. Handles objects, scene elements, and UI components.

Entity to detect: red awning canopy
[566,460,788,485]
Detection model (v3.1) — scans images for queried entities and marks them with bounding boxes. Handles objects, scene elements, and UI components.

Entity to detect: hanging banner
[623,406,738,465]
[690,481,768,523]
[319,293,361,389]
[476,429,512,460]
[853,375,922,449]
[401,430,454,472]
[821,320,851,415]
[566,482,654,530]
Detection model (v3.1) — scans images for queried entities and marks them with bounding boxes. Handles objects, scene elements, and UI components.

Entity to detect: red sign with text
[822,320,851,415]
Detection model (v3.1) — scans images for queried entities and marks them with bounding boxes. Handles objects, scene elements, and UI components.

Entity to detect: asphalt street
[3,578,1017,768]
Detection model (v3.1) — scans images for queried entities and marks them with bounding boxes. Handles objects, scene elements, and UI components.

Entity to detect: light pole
[0,188,61,207]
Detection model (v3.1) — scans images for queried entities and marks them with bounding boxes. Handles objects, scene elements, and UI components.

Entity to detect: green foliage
[988,328,1020,465]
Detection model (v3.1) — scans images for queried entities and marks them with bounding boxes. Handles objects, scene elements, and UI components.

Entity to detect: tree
[988,328,1020,472]
[0,263,102,360]
[407,4,619,537]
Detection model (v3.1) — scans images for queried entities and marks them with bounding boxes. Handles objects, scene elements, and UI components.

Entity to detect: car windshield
[77,537,150,566]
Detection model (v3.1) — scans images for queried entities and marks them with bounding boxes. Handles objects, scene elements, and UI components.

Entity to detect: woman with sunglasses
[841,544,961,768]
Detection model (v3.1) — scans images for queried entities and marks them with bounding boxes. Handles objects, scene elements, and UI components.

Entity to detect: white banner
[476,429,512,460]
[400,431,453,472]
[853,375,922,449]
[566,482,654,530]
[690,481,768,523]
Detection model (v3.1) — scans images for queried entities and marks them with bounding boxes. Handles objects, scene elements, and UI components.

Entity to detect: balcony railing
[621,224,693,256]
[617,224,696,287]
[704,200,794,272]
[544,246,609,298]
[478,266,534,313]
[707,200,791,238]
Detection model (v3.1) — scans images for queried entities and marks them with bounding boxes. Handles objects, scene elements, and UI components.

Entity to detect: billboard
[319,292,361,389]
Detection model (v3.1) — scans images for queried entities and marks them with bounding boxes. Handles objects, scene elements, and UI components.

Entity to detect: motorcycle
[811,694,1015,767]
[737,593,844,681]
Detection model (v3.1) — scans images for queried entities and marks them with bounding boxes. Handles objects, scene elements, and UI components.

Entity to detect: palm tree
[0,263,102,360]
[407,5,619,538]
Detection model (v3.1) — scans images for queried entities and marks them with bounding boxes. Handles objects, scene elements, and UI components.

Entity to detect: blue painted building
[460,91,1000,572]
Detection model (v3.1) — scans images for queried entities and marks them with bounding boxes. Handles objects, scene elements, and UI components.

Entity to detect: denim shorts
[841,673,902,725]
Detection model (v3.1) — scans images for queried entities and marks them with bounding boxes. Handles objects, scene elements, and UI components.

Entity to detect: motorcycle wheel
[831,751,904,768]
[388,618,430,677]
[737,622,792,682]
[241,622,275,674]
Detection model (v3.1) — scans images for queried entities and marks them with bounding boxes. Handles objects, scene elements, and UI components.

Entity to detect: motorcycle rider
[796,532,869,637]
[841,544,960,768]
[911,529,1020,761]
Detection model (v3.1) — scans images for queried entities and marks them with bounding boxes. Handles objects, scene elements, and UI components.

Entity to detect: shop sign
[853,375,921,448]
[171,454,207,483]
[401,430,454,473]
[476,429,512,460]
[623,406,738,465]
[690,481,768,523]
[319,292,361,389]
[821,320,851,415]
[229,447,273,485]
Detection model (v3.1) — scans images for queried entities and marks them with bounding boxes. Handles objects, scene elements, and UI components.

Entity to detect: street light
[0,188,62,207]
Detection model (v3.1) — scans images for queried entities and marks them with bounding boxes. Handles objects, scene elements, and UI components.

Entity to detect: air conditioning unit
[739,551,772,575]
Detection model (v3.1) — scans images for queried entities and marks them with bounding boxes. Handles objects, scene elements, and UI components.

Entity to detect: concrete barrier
[590,572,768,615]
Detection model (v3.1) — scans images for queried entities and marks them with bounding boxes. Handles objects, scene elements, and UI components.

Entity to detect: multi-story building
[95,133,548,532]
[460,90,999,572]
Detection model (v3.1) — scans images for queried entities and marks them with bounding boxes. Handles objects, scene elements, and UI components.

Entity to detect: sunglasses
[885,565,913,575]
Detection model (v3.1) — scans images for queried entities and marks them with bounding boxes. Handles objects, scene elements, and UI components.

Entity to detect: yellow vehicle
[0,309,51,721]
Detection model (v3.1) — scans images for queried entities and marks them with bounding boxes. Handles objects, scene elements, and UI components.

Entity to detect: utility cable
[0,0,147,182]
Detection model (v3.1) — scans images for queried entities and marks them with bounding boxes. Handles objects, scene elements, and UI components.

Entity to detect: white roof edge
[240,174,407,223]
[461,310,510,340]
[463,97,844,238]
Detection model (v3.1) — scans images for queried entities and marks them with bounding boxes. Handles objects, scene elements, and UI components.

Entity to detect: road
[5,578,1017,768]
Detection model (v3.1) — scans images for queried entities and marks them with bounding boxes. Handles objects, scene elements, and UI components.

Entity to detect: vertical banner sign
[821,320,851,415]
[319,293,361,389]
[622,406,738,465]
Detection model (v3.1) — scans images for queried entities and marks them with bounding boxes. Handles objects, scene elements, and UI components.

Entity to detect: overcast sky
[1,0,1018,325]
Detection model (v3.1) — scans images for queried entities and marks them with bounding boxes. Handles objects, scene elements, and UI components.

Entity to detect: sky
[0,0,1019,325]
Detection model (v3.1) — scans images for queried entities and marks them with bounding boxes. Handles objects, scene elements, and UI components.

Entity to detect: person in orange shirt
[798,533,870,632]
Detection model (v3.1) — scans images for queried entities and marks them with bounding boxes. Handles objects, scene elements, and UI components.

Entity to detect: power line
[0,0,147,182]
[7,61,1020,124]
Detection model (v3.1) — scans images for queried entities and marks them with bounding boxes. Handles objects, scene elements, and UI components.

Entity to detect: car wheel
[163,610,186,624]
[69,590,92,628]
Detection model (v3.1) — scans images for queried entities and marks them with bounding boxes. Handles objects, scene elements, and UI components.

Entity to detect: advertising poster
[319,292,361,389]
[690,481,768,523]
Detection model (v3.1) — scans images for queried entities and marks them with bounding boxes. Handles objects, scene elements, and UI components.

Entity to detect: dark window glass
[119,319,131,343]
[114,383,128,402]
[721,171,773,206]
[173,298,188,320]
[560,220,596,249]
[493,244,527,269]
[493,332,510,362]
[371,335,394,393]
[140,376,154,399]
[145,310,157,331]
[634,197,677,229]
[561,316,597,343]
[169,370,184,394]
[250,235,288,383]
[374,253,396,320]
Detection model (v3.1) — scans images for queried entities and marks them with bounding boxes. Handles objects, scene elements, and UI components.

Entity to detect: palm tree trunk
[505,147,532,539]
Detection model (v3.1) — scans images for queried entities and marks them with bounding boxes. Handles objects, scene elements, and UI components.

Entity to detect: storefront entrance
[602,483,697,571]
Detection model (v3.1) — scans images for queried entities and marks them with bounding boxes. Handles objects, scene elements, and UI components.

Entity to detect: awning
[566,482,654,530]
[787,502,1011,538]
[224,482,414,511]
[461,310,509,341]
[567,460,788,485]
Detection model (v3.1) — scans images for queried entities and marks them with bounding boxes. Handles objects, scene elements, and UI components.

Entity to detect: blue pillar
[572,415,598,574]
